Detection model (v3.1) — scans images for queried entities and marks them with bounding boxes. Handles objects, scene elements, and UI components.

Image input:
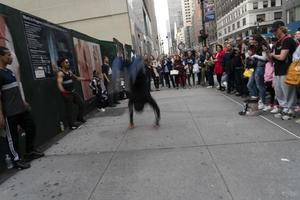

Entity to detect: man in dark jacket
[162,56,175,88]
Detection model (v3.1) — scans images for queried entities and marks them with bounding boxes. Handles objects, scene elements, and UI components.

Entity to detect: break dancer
[128,56,160,129]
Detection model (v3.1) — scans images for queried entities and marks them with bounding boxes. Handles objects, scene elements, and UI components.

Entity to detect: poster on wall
[22,14,75,79]
[204,0,215,22]
[73,37,103,101]
[0,15,26,100]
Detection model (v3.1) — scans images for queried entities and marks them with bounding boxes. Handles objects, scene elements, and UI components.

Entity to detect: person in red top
[214,44,225,90]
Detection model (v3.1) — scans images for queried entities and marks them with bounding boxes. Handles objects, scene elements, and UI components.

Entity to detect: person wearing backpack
[269,21,298,120]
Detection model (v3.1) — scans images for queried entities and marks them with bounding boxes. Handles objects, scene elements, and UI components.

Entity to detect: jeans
[234,68,245,95]
[164,72,175,88]
[247,67,266,103]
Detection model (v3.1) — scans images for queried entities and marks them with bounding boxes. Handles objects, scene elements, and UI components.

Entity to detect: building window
[274,12,282,20]
[261,27,268,34]
[228,26,231,33]
[257,14,266,22]
[243,18,246,26]
[271,0,276,7]
[263,0,268,8]
[237,21,240,28]
[253,2,258,10]
[232,24,235,30]
[225,28,227,34]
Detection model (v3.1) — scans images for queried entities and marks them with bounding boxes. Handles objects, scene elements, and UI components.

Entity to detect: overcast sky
[154,0,169,53]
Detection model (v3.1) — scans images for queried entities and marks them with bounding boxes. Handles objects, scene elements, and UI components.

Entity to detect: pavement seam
[182,98,235,200]
[87,126,130,200]
[44,137,299,157]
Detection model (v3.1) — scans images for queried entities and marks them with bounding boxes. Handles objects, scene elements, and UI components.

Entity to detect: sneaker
[263,105,272,112]
[270,106,280,114]
[274,112,282,118]
[258,101,265,110]
[69,123,80,130]
[235,92,241,96]
[25,150,44,161]
[97,108,105,112]
[14,160,31,170]
[207,86,213,89]
[282,110,295,120]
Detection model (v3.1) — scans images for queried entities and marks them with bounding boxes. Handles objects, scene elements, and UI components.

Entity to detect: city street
[1,87,300,200]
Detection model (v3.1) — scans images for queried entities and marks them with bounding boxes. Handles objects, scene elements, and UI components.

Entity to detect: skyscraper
[168,0,184,53]
[181,0,194,48]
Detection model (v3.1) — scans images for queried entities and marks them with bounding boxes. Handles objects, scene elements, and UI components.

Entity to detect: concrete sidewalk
[0,87,300,200]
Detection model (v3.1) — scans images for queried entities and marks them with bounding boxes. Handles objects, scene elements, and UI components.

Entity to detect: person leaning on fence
[0,47,44,169]
[56,57,90,130]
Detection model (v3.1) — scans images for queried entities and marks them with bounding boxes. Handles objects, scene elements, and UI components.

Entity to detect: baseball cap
[270,21,285,33]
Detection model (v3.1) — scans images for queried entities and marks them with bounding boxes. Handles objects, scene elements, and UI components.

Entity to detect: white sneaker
[274,113,282,118]
[270,106,279,114]
[263,105,272,112]
[282,109,295,120]
[258,102,265,110]
[206,86,213,89]
[97,108,106,112]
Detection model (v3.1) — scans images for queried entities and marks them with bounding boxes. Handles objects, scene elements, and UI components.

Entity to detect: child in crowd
[263,59,277,112]
[89,71,108,112]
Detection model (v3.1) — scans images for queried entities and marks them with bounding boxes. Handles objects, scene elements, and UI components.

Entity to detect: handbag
[285,60,300,86]
[170,69,179,75]
[243,68,254,78]
[193,64,200,73]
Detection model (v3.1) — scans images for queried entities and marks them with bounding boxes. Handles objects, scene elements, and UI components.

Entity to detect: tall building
[216,0,284,43]
[1,0,159,56]
[168,0,184,53]
[181,0,195,48]
[191,0,203,49]
[127,0,160,56]
[284,0,300,32]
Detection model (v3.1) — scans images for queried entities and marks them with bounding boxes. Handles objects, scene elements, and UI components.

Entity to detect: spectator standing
[214,44,225,90]
[0,47,44,169]
[270,21,298,120]
[56,57,89,130]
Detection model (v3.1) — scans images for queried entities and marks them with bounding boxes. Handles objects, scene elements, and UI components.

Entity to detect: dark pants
[160,72,165,87]
[234,68,244,95]
[265,81,275,105]
[216,74,223,88]
[153,76,160,89]
[196,71,202,85]
[164,72,175,88]
[187,73,195,86]
[129,95,160,125]
[227,71,235,93]
[175,73,186,88]
[63,92,84,127]
[7,111,36,157]
[207,67,214,86]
